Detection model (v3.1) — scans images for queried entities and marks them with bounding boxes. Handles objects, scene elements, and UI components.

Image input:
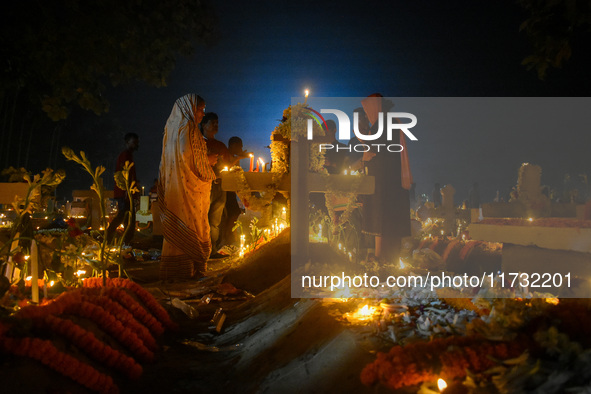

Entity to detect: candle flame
[249,153,253,158]
[49,281,55,287]
[437,378,447,391]
[305,89,309,97]
[357,304,376,318]
[528,217,533,222]
[545,297,559,305]
[25,276,32,281]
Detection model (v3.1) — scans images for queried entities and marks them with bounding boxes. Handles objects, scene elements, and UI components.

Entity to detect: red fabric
[114,149,136,199]
[399,130,413,190]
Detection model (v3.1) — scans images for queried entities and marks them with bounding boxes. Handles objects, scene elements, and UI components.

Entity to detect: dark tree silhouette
[0,0,217,172]
[1,0,217,120]
[519,0,591,79]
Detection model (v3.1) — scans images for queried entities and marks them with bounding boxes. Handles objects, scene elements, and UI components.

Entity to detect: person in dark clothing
[323,120,348,174]
[106,132,140,244]
[358,94,411,264]
[221,136,249,246]
[202,112,230,257]
[345,107,370,173]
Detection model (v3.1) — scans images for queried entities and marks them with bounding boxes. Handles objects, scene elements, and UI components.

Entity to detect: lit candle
[30,240,39,303]
[255,158,260,172]
[142,186,145,196]
[259,158,265,173]
[249,153,254,172]
[304,89,309,106]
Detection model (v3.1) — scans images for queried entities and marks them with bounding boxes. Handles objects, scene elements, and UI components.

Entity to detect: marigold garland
[32,314,143,379]
[77,290,158,351]
[79,287,162,344]
[0,322,119,394]
[458,240,482,260]
[18,293,154,362]
[360,335,528,390]
[84,277,177,330]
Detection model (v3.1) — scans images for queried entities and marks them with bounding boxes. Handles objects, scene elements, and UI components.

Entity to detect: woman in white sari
[158,94,216,280]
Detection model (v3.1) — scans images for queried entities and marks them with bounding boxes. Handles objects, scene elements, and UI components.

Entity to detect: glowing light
[350,304,377,321]
[437,378,448,392]
[344,169,348,175]
[338,243,342,250]
[222,166,228,172]
[99,227,104,231]
[49,281,55,287]
[528,217,533,222]
[399,259,405,269]
[545,297,559,305]
[75,270,86,277]
[24,255,30,260]
[25,276,32,281]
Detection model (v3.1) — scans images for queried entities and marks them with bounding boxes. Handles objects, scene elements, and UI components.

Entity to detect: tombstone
[517,163,549,216]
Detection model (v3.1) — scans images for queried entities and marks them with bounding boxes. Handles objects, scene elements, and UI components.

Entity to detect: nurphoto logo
[305,108,418,153]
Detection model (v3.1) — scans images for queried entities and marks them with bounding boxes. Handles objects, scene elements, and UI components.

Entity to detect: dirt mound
[222,228,291,295]
[213,276,374,394]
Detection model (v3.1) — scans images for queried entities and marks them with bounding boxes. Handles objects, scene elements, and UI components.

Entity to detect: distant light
[437,378,447,392]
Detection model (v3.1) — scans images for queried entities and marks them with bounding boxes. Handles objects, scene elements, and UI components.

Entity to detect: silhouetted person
[221,136,250,246]
[202,112,230,256]
[106,132,139,245]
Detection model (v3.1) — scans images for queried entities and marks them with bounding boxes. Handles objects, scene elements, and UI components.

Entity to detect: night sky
[84,1,591,203]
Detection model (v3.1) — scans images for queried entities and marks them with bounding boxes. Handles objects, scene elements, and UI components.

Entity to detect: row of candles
[239,212,288,257]
[248,154,269,172]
